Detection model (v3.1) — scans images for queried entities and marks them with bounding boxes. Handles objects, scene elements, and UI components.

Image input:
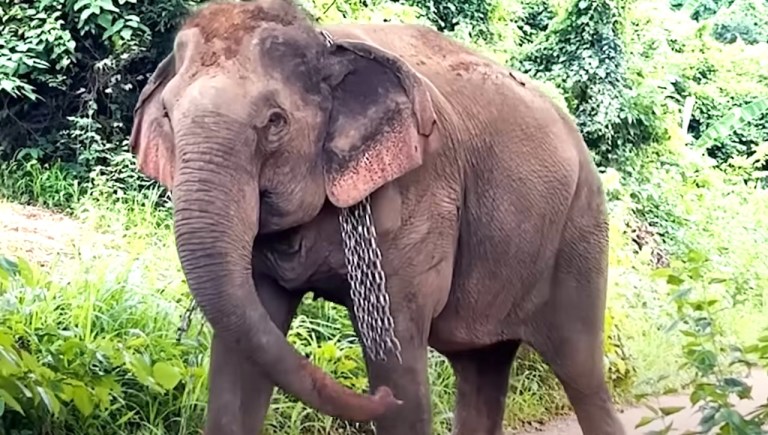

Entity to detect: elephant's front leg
[349,280,433,435]
[204,277,301,435]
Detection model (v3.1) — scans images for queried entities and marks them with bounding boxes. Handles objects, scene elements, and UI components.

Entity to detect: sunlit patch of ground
[0,200,84,266]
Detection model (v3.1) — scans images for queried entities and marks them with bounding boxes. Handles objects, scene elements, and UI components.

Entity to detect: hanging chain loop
[339,196,402,363]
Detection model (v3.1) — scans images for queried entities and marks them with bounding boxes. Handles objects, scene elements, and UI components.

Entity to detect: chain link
[176,298,198,342]
[339,196,403,364]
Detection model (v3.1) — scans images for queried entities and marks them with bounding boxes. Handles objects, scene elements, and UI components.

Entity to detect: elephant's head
[128,0,439,421]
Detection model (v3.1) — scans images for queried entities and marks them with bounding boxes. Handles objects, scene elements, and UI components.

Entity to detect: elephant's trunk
[172,146,400,421]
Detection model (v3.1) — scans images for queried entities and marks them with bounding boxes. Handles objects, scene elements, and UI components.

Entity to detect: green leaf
[666,274,685,286]
[15,257,35,288]
[651,268,672,278]
[71,385,94,417]
[722,377,752,400]
[93,386,111,408]
[35,386,61,416]
[152,362,182,390]
[119,27,133,41]
[0,332,12,349]
[0,257,19,279]
[95,0,119,12]
[96,12,112,29]
[127,353,153,387]
[0,389,23,415]
[659,406,685,416]
[697,98,768,150]
[79,8,96,28]
[103,18,124,38]
[635,415,659,428]
[73,0,90,10]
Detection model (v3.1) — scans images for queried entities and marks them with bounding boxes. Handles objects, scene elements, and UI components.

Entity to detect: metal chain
[339,196,403,364]
[176,297,198,342]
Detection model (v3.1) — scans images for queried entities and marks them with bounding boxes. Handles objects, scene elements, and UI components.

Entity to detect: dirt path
[509,369,768,434]
[0,200,85,266]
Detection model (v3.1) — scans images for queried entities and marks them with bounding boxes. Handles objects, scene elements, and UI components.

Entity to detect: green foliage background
[1,0,768,433]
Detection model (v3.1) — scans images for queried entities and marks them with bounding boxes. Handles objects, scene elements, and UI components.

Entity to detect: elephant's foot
[446,341,520,435]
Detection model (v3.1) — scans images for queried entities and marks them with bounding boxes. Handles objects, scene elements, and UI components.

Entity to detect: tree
[515,0,660,165]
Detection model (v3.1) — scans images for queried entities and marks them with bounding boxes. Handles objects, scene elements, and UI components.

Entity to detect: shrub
[515,0,668,165]
[672,0,735,21]
[711,0,768,44]
[392,0,494,40]
[624,0,768,167]
[0,0,200,204]
[677,39,768,164]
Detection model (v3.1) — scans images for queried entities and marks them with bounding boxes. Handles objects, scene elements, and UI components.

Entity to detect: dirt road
[510,370,768,434]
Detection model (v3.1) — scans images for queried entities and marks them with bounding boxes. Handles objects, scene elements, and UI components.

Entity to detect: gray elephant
[128,1,625,434]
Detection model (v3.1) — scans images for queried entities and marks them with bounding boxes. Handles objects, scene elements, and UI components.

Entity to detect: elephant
[128,0,625,434]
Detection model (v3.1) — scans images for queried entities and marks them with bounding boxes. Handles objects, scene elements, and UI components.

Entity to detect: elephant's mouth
[256,226,303,256]
[260,189,275,207]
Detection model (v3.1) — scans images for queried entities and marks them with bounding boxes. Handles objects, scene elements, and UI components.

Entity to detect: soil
[2,201,767,434]
[0,201,85,266]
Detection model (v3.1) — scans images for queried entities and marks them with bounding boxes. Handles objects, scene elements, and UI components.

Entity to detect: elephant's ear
[322,39,440,208]
[129,53,176,190]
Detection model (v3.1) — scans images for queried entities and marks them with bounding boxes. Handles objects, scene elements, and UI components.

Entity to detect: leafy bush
[711,0,768,44]
[637,253,768,434]
[625,0,768,167]
[0,0,200,204]
[676,38,768,164]
[392,0,494,39]
[515,0,669,165]
[512,0,558,45]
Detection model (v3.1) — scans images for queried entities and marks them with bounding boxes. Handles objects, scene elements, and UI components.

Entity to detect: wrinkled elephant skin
[129,1,625,434]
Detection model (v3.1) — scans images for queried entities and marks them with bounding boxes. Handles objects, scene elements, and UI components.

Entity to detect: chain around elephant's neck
[339,196,403,364]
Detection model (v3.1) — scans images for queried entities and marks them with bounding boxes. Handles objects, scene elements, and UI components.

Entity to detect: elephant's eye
[266,110,288,134]
[257,107,289,150]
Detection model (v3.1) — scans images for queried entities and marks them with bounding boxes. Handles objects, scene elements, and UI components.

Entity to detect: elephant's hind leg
[204,278,301,435]
[528,221,625,435]
[530,324,624,435]
[446,341,520,435]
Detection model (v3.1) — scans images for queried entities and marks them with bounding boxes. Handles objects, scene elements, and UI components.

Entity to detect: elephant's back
[320,23,576,153]
[320,23,506,87]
